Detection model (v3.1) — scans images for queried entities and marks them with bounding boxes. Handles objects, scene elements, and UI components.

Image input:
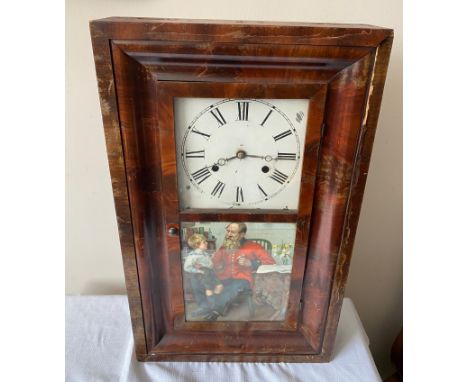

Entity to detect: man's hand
[238,256,252,267]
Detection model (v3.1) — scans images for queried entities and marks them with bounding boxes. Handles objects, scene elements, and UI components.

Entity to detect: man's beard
[223,237,241,250]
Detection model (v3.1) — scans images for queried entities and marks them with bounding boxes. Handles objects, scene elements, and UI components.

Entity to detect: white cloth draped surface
[65,296,381,382]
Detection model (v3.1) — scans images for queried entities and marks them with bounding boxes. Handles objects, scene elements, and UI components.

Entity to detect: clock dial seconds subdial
[180,99,305,208]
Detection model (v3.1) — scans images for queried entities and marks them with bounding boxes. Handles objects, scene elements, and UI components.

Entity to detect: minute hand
[244,154,266,159]
[245,154,297,161]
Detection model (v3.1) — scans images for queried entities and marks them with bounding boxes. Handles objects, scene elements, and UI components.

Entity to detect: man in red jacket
[204,222,275,321]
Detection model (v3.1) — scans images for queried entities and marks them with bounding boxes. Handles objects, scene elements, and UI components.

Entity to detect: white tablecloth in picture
[65,296,381,382]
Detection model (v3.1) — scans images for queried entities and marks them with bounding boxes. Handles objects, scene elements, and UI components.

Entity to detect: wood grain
[90,17,393,362]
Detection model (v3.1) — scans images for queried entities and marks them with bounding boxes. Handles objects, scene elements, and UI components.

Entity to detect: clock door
[156,81,326,337]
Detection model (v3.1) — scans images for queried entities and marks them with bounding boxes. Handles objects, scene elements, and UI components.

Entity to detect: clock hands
[245,154,273,162]
[215,151,296,166]
[215,150,246,166]
[216,155,236,166]
[244,153,298,161]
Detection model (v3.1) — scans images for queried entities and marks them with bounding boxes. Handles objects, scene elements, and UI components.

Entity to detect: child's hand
[215,264,224,271]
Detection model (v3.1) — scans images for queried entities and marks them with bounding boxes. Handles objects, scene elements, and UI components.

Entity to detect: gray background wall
[66,0,402,376]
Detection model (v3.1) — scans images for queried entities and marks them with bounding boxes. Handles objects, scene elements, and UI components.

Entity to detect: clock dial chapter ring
[180,99,302,207]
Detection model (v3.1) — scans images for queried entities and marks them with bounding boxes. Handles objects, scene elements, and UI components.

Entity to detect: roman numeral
[210,107,227,126]
[185,149,205,158]
[192,129,211,139]
[273,130,293,141]
[191,167,211,184]
[277,152,297,160]
[237,102,249,121]
[270,169,289,184]
[211,181,226,198]
[260,110,273,126]
[236,186,244,203]
[257,184,268,197]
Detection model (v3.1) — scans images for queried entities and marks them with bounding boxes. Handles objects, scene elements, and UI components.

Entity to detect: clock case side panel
[316,35,394,360]
[298,36,393,360]
[297,52,376,353]
[109,42,172,351]
[89,24,149,358]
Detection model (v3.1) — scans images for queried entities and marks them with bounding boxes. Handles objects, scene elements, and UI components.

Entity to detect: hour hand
[216,155,236,166]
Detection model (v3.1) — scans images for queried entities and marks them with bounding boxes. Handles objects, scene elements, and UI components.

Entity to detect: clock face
[174,98,308,210]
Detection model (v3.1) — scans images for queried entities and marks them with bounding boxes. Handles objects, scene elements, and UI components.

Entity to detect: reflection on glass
[180,221,296,322]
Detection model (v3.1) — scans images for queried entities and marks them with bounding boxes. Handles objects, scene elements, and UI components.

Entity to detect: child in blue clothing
[184,234,224,298]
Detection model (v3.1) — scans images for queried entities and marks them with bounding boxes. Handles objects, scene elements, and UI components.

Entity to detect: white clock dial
[175,98,308,210]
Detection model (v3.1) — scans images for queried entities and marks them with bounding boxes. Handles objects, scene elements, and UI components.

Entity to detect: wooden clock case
[90,17,393,362]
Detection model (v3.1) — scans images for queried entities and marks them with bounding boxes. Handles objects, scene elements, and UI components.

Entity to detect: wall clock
[90,18,393,362]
